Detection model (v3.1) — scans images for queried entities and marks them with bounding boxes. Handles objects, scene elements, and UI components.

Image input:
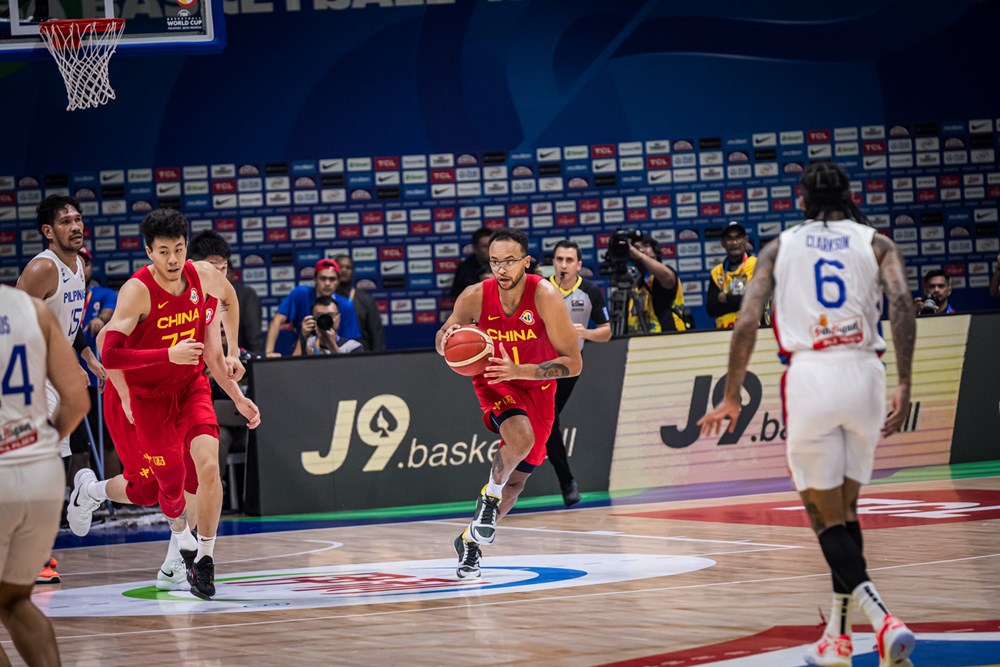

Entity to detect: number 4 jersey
[772,220,886,356]
[123,261,208,398]
[0,286,60,463]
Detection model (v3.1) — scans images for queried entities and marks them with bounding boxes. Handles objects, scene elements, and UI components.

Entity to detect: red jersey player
[90,209,242,599]
[436,228,582,579]
[74,230,260,593]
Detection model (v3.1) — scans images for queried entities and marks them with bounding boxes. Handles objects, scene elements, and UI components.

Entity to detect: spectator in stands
[989,252,1000,300]
[334,253,385,352]
[265,259,361,357]
[626,231,689,333]
[706,222,765,329]
[450,227,493,298]
[293,296,363,355]
[189,232,263,355]
[915,269,955,316]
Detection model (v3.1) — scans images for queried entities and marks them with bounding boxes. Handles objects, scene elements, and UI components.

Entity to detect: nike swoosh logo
[160,568,174,578]
[158,301,169,309]
[487,315,500,321]
[541,383,552,391]
[539,150,557,159]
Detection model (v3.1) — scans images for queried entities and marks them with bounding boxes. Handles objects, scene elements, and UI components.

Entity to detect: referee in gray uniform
[546,241,611,506]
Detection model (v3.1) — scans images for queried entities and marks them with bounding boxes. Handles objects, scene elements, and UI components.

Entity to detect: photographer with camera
[914,269,955,316]
[707,221,769,329]
[294,296,363,356]
[620,230,688,334]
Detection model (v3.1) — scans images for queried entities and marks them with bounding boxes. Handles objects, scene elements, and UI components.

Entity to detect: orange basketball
[444,326,495,377]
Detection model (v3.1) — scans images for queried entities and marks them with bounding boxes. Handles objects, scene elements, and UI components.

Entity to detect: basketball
[444,326,494,376]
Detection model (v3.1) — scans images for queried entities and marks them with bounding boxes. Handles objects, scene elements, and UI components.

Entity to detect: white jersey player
[0,285,89,666]
[16,195,105,458]
[700,161,917,667]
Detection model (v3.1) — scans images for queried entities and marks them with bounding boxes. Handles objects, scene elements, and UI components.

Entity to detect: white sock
[172,526,198,552]
[164,534,180,563]
[197,535,216,562]
[852,581,890,629]
[825,593,853,637]
[485,478,504,499]
[88,480,109,502]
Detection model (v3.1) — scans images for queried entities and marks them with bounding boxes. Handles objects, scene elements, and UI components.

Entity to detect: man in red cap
[264,258,361,357]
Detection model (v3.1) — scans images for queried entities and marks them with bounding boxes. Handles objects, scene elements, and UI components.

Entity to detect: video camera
[600,228,644,284]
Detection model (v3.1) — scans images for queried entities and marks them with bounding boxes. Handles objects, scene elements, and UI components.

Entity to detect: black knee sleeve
[818,524,869,593]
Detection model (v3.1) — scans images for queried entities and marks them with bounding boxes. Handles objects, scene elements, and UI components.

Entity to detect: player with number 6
[698,161,917,667]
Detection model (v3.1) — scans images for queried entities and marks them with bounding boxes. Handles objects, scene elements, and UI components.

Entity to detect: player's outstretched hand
[881,385,910,437]
[697,397,741,437]
[226,354,245,381]
[236,396,262,430]
[167,339,204,365]
[484,342,520,385]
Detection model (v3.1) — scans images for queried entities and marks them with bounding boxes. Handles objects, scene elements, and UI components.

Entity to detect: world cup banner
[609,315,969,491]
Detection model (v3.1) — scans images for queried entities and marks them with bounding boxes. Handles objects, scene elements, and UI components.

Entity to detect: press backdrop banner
[251,341,626,516]
[609,316,968,492]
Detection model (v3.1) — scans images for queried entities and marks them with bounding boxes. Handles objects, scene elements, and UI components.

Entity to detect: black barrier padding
[249,341,627,516]
[950,312,1000,464]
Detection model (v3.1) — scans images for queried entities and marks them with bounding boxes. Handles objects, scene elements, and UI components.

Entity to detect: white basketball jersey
[36,248,85,344]
[773,220,885,355]
[0,286,60,465]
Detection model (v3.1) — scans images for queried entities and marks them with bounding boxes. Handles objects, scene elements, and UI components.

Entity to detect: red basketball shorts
[129,373,219,518]
[104,383,199,507]
[473,380,556,467]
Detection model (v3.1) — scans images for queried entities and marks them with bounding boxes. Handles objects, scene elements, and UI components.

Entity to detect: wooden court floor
[5,469,1000,666]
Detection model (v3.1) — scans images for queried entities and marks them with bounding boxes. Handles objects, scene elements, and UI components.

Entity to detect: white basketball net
[38,19,126,111]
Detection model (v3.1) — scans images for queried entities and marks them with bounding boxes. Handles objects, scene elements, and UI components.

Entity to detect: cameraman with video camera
[624,230,688,333]
[914,269,955,317]
[294,296,363,356]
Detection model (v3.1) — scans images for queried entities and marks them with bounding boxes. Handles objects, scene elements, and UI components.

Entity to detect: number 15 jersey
[772,220,886,356]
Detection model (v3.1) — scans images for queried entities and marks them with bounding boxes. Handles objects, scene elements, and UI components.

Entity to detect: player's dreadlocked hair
[800,161,869,226]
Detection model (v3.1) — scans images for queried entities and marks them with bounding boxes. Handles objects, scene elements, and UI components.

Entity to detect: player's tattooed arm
[721,240,777,402]
[534,361,570,378]
[873,234,915,387]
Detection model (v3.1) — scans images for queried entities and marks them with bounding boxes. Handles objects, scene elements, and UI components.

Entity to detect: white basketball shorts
[46,380,72,458]
[784,349,886,491]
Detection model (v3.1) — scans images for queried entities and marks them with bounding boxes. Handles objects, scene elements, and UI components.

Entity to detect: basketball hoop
[38,18,126,111]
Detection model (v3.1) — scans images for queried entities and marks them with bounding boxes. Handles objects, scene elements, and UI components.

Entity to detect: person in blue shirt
[265,258,361,357]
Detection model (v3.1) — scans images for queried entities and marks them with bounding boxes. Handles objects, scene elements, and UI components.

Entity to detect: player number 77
[160,328,196,348]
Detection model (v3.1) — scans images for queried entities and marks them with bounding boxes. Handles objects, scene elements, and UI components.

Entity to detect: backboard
[0,0,226,60]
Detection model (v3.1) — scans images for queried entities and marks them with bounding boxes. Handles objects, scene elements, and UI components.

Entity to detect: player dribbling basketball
[436,228,582,579]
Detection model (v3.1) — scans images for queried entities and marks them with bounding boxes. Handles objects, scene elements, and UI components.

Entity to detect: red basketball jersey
[474,274,557,390]
[124,261,208,396]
